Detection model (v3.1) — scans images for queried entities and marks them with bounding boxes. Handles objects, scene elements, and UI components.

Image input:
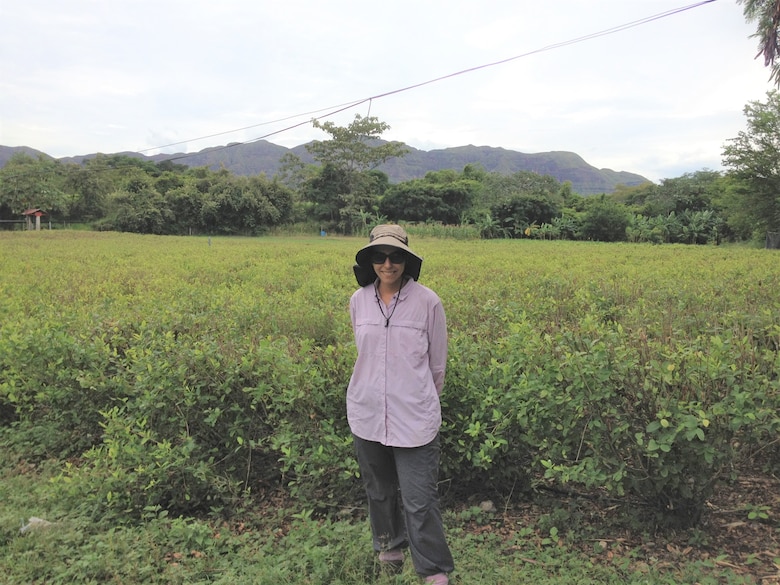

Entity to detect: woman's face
[370,245,406,289]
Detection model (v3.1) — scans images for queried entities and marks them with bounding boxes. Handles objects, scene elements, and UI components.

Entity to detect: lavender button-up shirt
[346,278,447,448]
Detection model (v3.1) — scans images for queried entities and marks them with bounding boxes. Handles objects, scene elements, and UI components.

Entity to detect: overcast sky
[0,0,773,182]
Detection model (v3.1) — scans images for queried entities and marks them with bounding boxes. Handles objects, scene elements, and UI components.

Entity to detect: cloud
[0,0,772,183]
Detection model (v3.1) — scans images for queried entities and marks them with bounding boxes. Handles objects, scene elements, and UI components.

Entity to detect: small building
[22,208,47,231]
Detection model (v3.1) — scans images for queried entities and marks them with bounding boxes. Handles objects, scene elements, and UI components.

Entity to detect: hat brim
[355,237,423,283]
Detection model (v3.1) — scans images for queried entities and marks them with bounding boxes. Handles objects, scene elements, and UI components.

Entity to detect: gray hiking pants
[353,434,454,577]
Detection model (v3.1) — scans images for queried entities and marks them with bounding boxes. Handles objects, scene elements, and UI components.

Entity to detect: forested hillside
[0,140,648,196]
[2,96,780,246]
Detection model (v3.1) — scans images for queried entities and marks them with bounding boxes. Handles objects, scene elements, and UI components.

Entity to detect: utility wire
[5,0,718,178]
[364,0,717,103]
[152,0,717,164]
[135,99,369,154]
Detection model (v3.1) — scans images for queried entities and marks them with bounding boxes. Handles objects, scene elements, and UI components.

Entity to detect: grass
[0,231,775,584]
[0,449,759,585]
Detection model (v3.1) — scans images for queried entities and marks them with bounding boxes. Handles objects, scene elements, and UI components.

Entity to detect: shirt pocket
[391,319,429,363]
[353,316,386,353]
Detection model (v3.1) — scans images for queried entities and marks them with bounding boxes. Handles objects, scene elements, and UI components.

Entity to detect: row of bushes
[2,309,777,527]
[1,233,778,528]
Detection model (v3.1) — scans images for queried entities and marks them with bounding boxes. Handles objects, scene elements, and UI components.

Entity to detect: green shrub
[443,311,779,527]
[55,406,227,519]
[0,319,125,458]
[1,233,778,528]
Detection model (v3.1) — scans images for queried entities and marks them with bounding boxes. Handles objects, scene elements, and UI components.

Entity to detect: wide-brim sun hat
[354,224,423,285]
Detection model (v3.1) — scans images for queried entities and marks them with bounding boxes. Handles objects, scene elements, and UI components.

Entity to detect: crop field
[0,230,778,584]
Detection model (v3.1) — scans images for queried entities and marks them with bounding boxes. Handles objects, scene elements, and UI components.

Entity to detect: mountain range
[0,141,651,195]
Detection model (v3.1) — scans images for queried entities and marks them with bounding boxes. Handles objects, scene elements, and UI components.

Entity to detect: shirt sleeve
[428,299,448,395]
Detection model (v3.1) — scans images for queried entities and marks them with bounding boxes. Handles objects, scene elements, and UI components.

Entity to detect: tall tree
[303,163,353,226]
[0,153,68,217]
[739,0,780,84]
[721,90,780,234]
[302,114,407,234]
[306,114,408,172]
[62,160,113,221]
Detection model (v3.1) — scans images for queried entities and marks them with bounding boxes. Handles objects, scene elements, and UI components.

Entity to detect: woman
[347,224,454,585]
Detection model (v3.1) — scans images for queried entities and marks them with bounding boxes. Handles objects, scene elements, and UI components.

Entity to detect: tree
[627,214,662,243]
[201,174,292,235]
[61,161,112,221]
[721,90,780,234]
[302,115,407,234]
[490,195,560,238]
[739,0,780,84]
[618,182,661,217]
[337,171,387,234]
[165,183,205,234]
[479,171,565,211]
[580,199,630,242]
[680,209,722,244]
[713,175,757,240]
[551,210,583,240]
[105,187,170,234]
[655,211,683,244]
[623,171,723,220]
[380,179,477,224]
[657,171,722,214]
[380,169,479,224]
[276,152,315,192]
[303,163,354,226]
[0,153,68,217]
[306,114,408,172]
[473,213,508,239]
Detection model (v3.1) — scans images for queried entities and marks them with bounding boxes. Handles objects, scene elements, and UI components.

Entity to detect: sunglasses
[370,251,407,265]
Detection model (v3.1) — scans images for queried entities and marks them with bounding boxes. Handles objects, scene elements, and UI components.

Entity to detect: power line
[366,1,717,103]
[151,0,717,164]
[135,99,369,154]
[4,0,718,178]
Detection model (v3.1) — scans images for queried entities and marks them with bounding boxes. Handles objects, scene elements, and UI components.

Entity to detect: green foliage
[0,135,771,244]
[380,172,480,224]
[490,195,560,238]
[722,90,780,233]
[55,405,225,519]
[0,233,778,531]
[306,114,408,173]
[739,0,780,85]
[0,154,294,234]
[0,319,125,459]
[300,115,406,234]
[480,170,567,209]
[62,160,113,221]
[0,456,759,584]
[442,306,778,527]
[108,187,172,234]
[580,198,631,242]
[627,210,724,245]
[0,153,69,216]
[623,171,723,218]
[302,164,388,234]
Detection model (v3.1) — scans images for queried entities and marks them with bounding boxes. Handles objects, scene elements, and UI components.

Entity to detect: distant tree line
[2,93,780,245]
[0,154,294,235]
